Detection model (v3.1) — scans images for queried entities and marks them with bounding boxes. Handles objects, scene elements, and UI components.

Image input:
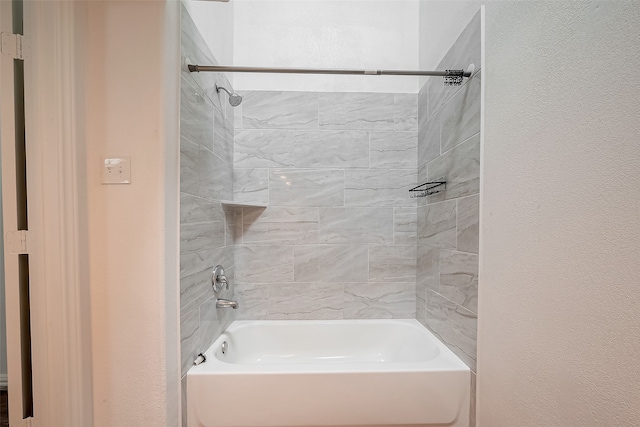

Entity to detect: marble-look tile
[180,267,211,316]
[180,193,222,224]
[457,194,479,254]
[181,5,212,61]
[427,11,481,118]
[181,75,214,151]
[211,246,234,278]
[235,245,294,283]
[233,168,269,206]
[242,207,319,245]
[369,131,418,169]
[417,245,439,293]
[234,129,294,168]
[318,207,393,244]
[180,5,237,385]
[417,164,429,208]
[223,205,243,246]
[439,250,478,313]
[233,103,243,129]
[418,112,440,168]
[180,137,200,196]
[199,296,234,358]
[394,94,418,131]
[418,83,429,127]
[181,9,227,115]
[418,199,457,249]
[425,289,477,371]
[180,217,225,254]
[369,245,416,282]
[224,99,235,130]
[294,245,368,283]
[180,246,232,314]
[197,147,232,201]
[269,169,344,207]
[393,207,417,245]
[345,169,417,207]
[418,163,428,183]
[470,371,477,427]
[180,247,215,281]
[428,134,480,202]
[180,306,200,376]
[242,91,318,129]
[318,93,394,130]
[293,130,369,168]
[213,107,234,164]
[441,72,481,153]
[416,295,427,327]
[269,283,343,320]
[344,282,415,319]
[234,283,269,320]
[394,207,416,215]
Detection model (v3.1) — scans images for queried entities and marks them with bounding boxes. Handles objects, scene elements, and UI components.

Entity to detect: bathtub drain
[221,341,228,355]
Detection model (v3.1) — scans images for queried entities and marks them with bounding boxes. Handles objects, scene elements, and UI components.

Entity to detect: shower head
[216,85,243,107]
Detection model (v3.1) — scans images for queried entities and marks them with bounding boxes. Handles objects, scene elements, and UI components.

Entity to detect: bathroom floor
[0,390,7,427]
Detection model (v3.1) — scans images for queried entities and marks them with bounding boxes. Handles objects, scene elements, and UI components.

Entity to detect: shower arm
[188,64,472,78]
[216,85,232,97]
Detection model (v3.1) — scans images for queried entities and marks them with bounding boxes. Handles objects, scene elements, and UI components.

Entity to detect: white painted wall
[183,0,234,85]
[418,1,482,71]
[233,0,419,93]
[418,0,482,87]
[83,1,180,426]
[478,2,640,425]
[188,0,486,93]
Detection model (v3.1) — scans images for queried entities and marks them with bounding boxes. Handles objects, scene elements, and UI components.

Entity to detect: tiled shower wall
[416,10,481,427]
[232,92,419,320]
[179,6,239,425]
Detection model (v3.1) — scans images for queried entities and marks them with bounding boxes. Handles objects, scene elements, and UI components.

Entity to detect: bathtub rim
[187,318,470,375]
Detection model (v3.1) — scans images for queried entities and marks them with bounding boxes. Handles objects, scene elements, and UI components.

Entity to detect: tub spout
[216,298,239,309]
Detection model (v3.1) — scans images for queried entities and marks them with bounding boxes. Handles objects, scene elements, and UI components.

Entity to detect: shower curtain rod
[187,64,472,78]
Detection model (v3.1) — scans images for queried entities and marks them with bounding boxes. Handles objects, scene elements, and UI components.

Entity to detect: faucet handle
[211,265,229,292]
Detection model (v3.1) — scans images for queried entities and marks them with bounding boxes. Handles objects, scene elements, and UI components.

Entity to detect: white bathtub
[187,319,470,427]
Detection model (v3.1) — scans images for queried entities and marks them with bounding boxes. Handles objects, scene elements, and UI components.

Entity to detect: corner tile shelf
[220,200,267,208]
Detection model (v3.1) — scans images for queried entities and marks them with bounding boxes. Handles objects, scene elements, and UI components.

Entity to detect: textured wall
[416,10,480,427]
[232,91,419,320]
[179,6,239,426]
[479,2,640,425]
[84,1,181,426]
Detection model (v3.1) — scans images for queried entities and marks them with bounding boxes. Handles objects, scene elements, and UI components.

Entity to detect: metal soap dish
[409,181,446,198]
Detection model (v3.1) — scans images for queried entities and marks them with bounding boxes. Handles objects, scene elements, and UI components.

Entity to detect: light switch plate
[102,157,131,184]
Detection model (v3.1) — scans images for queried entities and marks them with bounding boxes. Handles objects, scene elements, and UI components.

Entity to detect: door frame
[0,0,28,422]
[1,2,92,426]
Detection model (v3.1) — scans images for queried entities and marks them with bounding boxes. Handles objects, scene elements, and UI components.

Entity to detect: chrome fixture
[191,64,474,86]
[194,353,206,366]
[216,84,243,107]
[211,265,238,308]
[216,298,239,309]
[211,265,228,293]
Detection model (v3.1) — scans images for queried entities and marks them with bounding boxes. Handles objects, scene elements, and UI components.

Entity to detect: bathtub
[187,319,470,427]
